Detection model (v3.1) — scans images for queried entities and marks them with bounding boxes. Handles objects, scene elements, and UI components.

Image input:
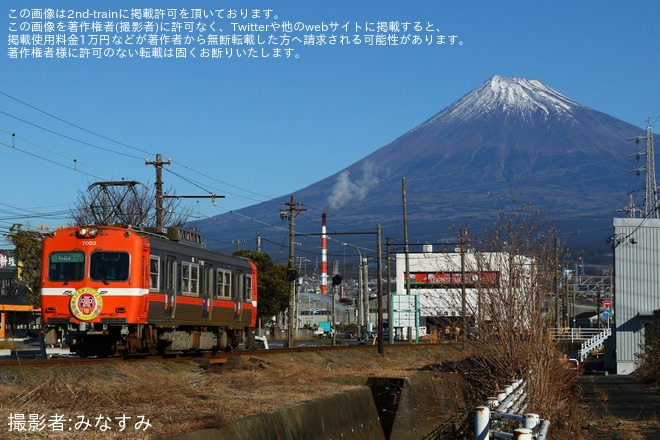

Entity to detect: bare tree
[70,181,193,228]
[441,202,577,425]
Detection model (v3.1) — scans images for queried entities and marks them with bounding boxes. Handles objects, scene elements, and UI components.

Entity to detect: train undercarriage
[47,323,254,358]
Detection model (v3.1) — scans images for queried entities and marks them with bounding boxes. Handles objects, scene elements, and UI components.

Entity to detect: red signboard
[406,271,500,287]
[602,300,611,309]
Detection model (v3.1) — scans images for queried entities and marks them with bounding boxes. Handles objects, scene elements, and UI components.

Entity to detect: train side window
[245,274,253,301]
[149,256,160,292]
[90,251,129,282]
[48,252,85,282]
[216,268,231,299]
[182,261,199,297]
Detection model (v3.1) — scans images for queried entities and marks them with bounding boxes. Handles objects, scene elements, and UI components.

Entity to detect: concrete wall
[167,387,385,440]
[168,370,470,440]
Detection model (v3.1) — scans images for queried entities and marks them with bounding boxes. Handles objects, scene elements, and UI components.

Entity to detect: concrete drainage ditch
[168,370,469,440]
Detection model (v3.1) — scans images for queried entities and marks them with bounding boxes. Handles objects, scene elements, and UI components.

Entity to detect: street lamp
[343,243,367,340]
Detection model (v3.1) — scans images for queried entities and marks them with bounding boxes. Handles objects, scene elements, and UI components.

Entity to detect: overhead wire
[0,90,281,235]
[0,91,153,157]
[0,138,102,180]
[0,90,275,216]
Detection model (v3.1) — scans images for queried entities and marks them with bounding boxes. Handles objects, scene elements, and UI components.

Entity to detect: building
[297,290,352,328]
[610,218,660,375]
[0,250,41,339]
[394,247,535,333]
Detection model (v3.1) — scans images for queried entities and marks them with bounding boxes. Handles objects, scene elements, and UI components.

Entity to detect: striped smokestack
[321,213,327,294]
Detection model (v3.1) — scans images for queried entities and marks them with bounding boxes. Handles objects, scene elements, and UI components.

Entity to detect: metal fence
[548,327,612,362]
[475,379,550,440]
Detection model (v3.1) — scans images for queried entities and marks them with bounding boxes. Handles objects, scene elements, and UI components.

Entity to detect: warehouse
[610,218,660,375]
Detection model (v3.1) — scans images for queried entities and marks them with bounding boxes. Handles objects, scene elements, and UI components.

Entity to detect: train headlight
[77,226,99,238]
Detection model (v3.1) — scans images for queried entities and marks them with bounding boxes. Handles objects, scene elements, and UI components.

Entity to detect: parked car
[567,358,581,374]
[314,322,334,339]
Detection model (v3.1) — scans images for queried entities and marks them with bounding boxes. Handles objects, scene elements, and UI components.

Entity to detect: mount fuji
[191,76,652,267]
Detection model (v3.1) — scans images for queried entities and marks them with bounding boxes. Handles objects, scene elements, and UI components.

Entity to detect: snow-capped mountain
[192,76,651,266]
[421,75,583,125]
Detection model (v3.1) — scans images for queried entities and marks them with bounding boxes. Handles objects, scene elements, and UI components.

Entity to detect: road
[579,373,660,439]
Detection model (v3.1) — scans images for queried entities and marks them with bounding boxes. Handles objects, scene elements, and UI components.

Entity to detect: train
[40,224,257,357]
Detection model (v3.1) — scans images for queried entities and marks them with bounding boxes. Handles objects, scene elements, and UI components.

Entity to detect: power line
[0,90,153,157]
[0,89,271,199]
[0,91,276,225]
[0,139,102,180]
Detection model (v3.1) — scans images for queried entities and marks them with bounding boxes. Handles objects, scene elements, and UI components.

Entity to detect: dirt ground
[578,374,660,440]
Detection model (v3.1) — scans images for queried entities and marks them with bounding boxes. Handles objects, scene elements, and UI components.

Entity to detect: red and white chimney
[321,213,327,294]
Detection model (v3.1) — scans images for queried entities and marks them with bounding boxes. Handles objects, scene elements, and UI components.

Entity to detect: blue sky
[1,0,660,247]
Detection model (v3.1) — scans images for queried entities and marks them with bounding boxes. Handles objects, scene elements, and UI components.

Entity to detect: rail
[475,379,550,440]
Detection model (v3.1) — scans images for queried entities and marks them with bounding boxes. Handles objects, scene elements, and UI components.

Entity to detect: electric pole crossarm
[146,154,226,228]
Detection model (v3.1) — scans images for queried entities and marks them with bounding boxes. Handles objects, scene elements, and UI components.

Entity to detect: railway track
[0,341,387,368]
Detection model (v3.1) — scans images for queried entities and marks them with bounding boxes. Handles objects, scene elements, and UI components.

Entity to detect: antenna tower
[626,119,659,218]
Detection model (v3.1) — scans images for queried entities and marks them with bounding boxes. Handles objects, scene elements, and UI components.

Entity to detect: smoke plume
[327,161,381,211]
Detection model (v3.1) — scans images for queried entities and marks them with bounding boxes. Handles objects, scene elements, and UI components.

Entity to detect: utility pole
[332,261,338,347]
[460,228,467,344]
[362,252,369,337]
[280,195,306,348]
[402,178,410,296]
[146,154,222,229]
[377,224,384,355]
[145,154,171,229]
[343,242,365,340]
[402,178,412,342]
[386,236,392,343]
[554,237,559,327]
[232,240,247,251]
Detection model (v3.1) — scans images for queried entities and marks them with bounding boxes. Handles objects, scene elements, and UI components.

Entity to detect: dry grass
[0,345,462,439]
[575,401,659,440]
[0,344,655,440]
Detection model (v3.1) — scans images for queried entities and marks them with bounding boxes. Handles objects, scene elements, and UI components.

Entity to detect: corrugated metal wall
[613,218,660,375]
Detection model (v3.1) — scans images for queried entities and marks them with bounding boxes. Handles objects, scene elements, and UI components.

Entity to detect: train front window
[90,251,130,282]
[48,252,85,282]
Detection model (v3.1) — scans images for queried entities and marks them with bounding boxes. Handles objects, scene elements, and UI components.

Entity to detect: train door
[164,256,177,318]
[233,269,244,322]
[144,252,158,318]
[202,264,213,320]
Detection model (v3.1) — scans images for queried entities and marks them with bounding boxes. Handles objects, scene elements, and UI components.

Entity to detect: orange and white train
[41,225,257,357]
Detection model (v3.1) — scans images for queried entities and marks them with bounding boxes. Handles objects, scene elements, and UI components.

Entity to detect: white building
[395,247,535,328]
[610,218,660,375]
